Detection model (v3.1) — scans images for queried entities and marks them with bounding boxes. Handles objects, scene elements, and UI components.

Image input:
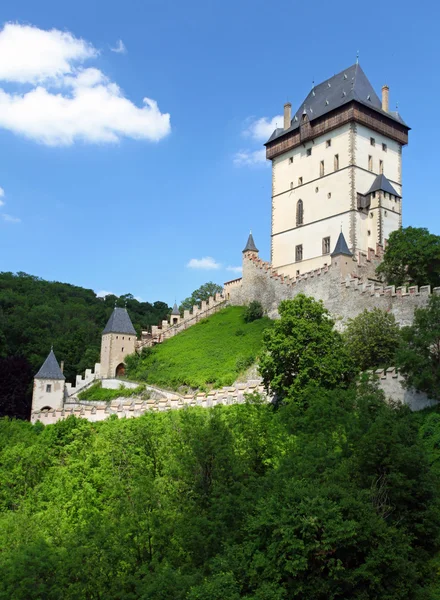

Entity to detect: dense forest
[1,384,440,599]
[0,272,170,418]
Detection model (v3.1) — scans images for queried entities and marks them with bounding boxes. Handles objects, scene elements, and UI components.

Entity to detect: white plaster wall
[32,378,64,412]
[355,124,401,184]
[272,125,352,274]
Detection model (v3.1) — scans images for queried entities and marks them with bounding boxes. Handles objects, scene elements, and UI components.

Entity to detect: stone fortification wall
[373,368,437,411]
[228,252,439,328]
[31,380,267,425]
[65,363,101,397]
[138,293,226,350]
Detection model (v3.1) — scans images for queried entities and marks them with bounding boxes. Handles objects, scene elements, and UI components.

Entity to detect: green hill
[126,306,273,390]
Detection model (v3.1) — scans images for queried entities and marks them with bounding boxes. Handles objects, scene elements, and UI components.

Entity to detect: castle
[31,63,439,422]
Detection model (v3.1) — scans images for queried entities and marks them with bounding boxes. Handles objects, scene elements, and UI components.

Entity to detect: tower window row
[370,137,387,152]
[295,237,331,263]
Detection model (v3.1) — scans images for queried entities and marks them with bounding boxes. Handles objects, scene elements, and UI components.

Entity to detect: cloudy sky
[0,0,438,304]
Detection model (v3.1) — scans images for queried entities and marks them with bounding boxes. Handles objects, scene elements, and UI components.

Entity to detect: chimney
[382,85,389,112]
[60,361,64,373]
[284,102,292,130]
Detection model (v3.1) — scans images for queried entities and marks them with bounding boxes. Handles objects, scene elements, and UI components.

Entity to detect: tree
[395,294,440,400]
[376,227,440,288]
[243,300,264,323]
[180,282,223,312]
[259,294,356,402]
[343,308,401,371]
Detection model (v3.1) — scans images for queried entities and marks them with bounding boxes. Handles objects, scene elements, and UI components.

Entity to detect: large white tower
[266,63,409,277]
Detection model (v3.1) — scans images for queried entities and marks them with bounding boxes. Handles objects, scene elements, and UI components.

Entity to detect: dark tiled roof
[171,303,180,316]
[266,64,408,144]
[243,232,259,253]
[35,349,65,380]
[331,232,353,257]
[103,307,137,335]
[366,174,401,198]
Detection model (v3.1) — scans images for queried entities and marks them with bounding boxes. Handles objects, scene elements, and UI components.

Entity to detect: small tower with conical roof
[32,348,66,412]
[243,231,259,258]
[100,307,137,379]
[170,303,181,326]
[330,231,354,279]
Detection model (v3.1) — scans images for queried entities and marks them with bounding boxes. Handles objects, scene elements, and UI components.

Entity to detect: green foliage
[343,308,401,371]
[376,226,440,288]
[0,271,170,418]
[259,294,356,402]
[0,382,439,598]
[243,300,264,323]
[127,306,272,390]
[180,281,223,313]
[396,295,440,400]
[77,381,149,401]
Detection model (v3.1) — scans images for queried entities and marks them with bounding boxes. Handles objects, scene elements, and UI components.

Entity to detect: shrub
[243,301,264,323]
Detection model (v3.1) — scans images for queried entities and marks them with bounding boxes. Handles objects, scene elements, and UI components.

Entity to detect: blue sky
[0,0,438,305]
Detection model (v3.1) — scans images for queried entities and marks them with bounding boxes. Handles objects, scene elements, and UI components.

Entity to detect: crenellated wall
[138,293,226,350]
[228,248,438,327]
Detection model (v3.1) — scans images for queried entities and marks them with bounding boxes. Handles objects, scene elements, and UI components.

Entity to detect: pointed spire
[171,303,180,316]
[331,231,352,257]
[243,231,259,253]
[35,349,65,380]
[103,307,137,335]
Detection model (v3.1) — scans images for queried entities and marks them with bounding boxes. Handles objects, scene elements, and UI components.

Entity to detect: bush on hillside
[243,301,264,323]
[78,381,149,401]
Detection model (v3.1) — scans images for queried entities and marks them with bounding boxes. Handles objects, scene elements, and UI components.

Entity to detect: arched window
[296,200,304,226]
[115,363,126,378]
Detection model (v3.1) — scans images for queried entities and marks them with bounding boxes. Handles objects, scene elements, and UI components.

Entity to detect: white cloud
[0,186,4,207]
[134,295,143,302]
[0,23,97,84]
[96,290,116,298]
[233,148,267,167]
[186,257,221,270]
[110,39,126,54]
[0,23,170,146]
[244,115,283,141]
[1,213,20,223]
[226,266,242,274]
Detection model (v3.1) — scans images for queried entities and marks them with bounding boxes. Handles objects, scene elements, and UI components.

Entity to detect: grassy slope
[127,306,272,390]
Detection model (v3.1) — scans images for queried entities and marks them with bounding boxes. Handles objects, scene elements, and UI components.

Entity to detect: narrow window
[295,244,303,261]
[327,192,332,199]
[306,148,312,157]
[372,192,376,198]
[382,143,387,152]
[122,337,124,340]
[296,269,300,276]
[368,229,371,236]
[46,384,52,393]
[289,156,293,164]
[379,159,384,174]
[334,154,339,171]
[322,237,331,255]
[320,160,324,177]
[296,199,304,226]
[370,137,375,146]
[298,176,303,185]
[122,347,124,352]
[116,335,118,339]
[290,181,293,189]
[368,155,373,171]
[315,187,319,193]
[326,139,331,148]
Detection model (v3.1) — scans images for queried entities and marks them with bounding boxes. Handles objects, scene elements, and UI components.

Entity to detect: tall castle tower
[32,348,65,412]
[266,63,409,277]
[100,307,137,379]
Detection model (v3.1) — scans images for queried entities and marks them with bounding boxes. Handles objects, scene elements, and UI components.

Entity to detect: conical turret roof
[366,174,401,198]
[103,307,137,335]
[331,231,352,257]
[35,349,65,380]
[171,303,180,316]
[243,232,259,253]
